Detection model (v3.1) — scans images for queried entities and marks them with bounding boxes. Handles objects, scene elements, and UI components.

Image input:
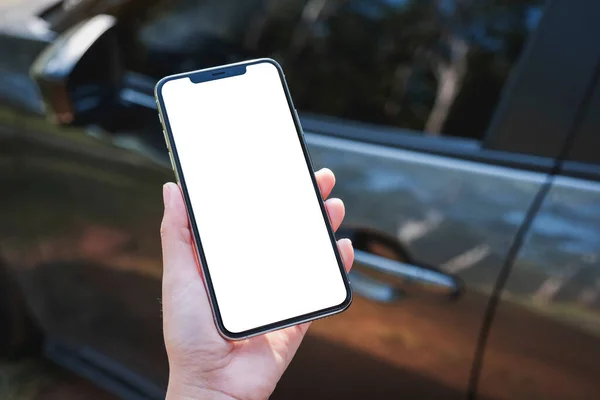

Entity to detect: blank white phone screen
[160,62,349,334]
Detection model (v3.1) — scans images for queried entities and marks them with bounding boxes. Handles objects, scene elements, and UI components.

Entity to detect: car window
[564,75,600,168]
[125,0,545,141]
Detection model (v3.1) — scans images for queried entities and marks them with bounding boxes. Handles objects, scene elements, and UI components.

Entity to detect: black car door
[2,0,590,399]
[1,10,173,398]
[475,3,600,398]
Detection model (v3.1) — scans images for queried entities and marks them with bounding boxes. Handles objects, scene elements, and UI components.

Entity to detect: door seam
[467,53,600,399]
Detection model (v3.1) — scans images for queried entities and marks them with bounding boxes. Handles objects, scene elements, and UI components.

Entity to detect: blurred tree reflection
[129,0,545,140]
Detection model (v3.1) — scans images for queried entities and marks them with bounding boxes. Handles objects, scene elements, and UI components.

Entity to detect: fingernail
[163,183,172,208]
[338,238,352,247]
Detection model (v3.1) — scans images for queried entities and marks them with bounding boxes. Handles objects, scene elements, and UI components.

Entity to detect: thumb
[160,183,201,289]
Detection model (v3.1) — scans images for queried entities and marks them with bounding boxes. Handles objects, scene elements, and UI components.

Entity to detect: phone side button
[168,151,176,171]
[162,130,170,149]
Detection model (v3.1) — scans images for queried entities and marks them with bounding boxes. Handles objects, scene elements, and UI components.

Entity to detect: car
[1,0,599,399]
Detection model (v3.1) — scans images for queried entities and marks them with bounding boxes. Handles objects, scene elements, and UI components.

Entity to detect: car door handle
[337,226,464,303]
[351,249,464,302]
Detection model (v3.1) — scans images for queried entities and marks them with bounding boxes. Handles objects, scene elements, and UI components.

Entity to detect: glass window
[124,0,545,140]
[565,79,600,167]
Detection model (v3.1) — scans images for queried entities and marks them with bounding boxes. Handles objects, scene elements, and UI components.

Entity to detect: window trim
[561,162,600,182]
[300,113,554,173]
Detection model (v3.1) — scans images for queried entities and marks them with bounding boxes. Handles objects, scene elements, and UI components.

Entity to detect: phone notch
[189,65,247,84]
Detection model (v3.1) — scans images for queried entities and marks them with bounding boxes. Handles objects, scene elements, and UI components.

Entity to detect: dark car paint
[1,1,600,399]
[478,176,600,399]
[286,135,546,399]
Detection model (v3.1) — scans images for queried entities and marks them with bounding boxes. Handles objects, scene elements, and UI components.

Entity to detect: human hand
[160,168,354,400]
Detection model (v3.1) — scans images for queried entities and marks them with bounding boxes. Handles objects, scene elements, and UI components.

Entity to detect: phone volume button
[162,130,170,149]
[168,151,176,170]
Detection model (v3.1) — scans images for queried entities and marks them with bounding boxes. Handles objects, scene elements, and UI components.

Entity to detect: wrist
[166,374,237,400]
[166,387,235,400]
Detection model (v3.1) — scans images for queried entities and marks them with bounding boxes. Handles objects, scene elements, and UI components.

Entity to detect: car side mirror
[30,14,123,126]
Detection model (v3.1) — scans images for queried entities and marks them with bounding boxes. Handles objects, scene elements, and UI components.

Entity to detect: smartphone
[154,58,352,340]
